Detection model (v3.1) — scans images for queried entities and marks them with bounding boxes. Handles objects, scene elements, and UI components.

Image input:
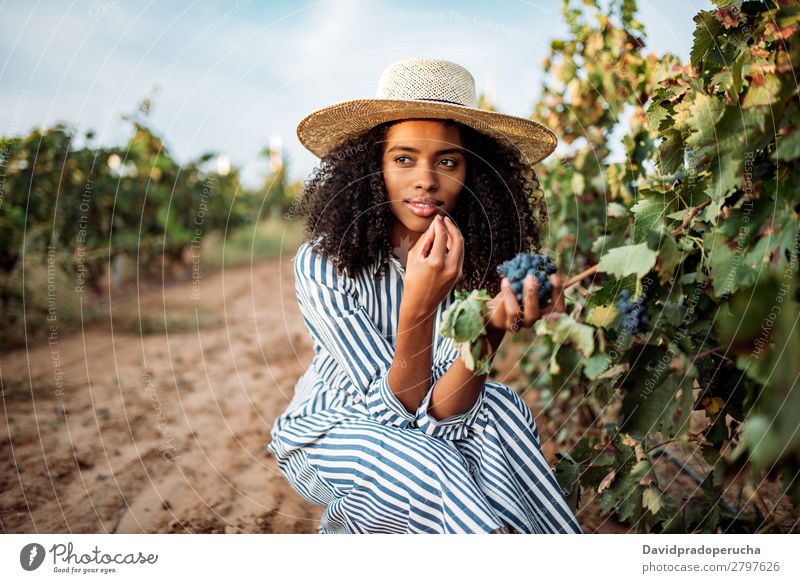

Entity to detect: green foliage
[0,100,273,349]
[524,0,800,532]
[440,289,494,374]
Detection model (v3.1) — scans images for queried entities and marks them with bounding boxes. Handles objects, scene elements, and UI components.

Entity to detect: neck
[390,220,423,268]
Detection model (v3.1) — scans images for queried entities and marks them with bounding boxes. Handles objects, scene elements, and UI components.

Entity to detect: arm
[417,268,568,436]
[294,241,422,428]
[425,324,505,420]
[387,301,437,415]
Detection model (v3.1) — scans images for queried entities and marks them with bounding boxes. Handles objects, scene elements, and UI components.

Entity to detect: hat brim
[296,98,557,165]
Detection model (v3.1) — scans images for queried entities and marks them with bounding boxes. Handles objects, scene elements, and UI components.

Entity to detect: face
[381,119,466,249]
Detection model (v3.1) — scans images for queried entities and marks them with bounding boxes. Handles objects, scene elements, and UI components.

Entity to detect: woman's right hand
[402,215,464,319]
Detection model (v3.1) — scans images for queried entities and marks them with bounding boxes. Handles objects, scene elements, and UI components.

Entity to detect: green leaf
[642,486,663,515]
[690,11,722,67]
[685,92,725,150]
[646,228,682,283]
[731,49,744,96]
[440,289,491,343]
[534,313,596,358]
[775,128,800,161]
[704,231,758,297]
[454,299,484,342]
[601,460,651,522]
[583,353,612,380]
[631,190,680,243]
[554,452,581,511]
[598,243,658,279]
[458,337,492,375]
[586,304,619,329]
[620,345,681,434]
[742,73,781,109]
[657,129,685,174]
[587,275,637,308]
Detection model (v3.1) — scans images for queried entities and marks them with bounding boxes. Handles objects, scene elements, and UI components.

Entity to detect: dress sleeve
[413,338,487,441]
[293,241,416,428]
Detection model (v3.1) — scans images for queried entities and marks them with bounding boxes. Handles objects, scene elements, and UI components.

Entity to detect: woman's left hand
[486,272,566,334]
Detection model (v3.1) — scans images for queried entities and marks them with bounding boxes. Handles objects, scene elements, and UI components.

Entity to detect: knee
[413,434,466,474]
[357,421,469,488]
[484,382,540,445]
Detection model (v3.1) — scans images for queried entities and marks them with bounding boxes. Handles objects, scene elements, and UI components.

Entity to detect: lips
[406,197,443,206]
[405,198,442,218]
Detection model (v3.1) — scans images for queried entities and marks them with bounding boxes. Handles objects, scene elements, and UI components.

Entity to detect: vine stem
[694,345,723,360]
[563,198,714,289]
[755,484,776,524]
[648,436,742,517]
[565,264,599,288]
[676,198,713,234]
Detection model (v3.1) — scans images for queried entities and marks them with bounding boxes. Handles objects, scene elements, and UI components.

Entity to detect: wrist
[399,298,437,325]
[484,324,505,356]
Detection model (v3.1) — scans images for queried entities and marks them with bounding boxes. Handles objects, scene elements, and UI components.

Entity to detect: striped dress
[267,238,582,534]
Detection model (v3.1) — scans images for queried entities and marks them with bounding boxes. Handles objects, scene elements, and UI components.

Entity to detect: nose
[413,165,439,192]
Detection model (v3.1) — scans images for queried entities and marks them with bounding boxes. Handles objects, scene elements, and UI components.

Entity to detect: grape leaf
[631,190,680,243]
[657,129,685,174]
[619,345,691,434]
[642,486,664,515]
[690,11,722,67]
[598,243,658,279]
[535,313,596,359]
[554,452,581,511]
[583,353,612,380]
[775,128,800,161]
[685,92,725,150]
[586,304,619,329]
[586,275,637,308]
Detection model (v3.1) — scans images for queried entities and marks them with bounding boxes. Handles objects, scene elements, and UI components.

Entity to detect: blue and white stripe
[268,239,582,533]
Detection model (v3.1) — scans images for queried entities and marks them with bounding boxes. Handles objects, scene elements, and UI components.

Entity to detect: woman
[268,57,582,534]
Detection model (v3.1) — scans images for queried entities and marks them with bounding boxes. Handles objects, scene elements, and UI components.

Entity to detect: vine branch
[564,198,715,289]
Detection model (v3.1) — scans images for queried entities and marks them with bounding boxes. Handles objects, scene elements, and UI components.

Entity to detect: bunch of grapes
[616,289,650,334]
[496,252,557,306]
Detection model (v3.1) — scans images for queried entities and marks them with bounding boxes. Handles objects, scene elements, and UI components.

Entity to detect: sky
[0,0,712,188]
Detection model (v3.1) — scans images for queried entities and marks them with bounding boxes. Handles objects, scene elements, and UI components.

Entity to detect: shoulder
[294,237,356,294]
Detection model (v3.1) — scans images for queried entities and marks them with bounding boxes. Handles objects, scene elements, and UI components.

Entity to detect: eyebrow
[386,145,465,156]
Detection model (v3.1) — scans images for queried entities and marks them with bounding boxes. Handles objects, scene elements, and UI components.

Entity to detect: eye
[394,155,412,165]
[439,158,458,168]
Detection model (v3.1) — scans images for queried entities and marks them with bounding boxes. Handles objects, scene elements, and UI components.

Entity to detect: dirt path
[1,256,321,533]
[1,254,625,534]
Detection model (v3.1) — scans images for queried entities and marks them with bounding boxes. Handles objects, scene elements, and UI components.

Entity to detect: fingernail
[501,278,508,289]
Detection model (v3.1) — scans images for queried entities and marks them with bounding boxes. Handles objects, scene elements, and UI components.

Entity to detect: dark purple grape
[497,251,558,307]
[616,291,649,334]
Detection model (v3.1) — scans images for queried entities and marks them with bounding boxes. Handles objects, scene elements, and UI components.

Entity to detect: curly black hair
[294,118,548,297]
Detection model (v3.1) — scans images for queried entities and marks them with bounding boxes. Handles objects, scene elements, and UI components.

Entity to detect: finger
[442,217,464,272]
[418,218,438,257]
[441,216,463,254]
[550,273,566,312]
[503,277,521,331]
[429,216,449,261]
[490,279,511,329]
[523,275,540,326]
[486,285,504,329]
[422,225,436,256]
[541,274,566,321]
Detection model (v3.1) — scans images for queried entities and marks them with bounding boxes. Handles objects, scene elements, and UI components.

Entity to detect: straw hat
[296,57,557,165]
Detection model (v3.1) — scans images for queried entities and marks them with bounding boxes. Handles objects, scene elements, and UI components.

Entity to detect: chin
[391,210,433,232]
[406,216,436,232]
